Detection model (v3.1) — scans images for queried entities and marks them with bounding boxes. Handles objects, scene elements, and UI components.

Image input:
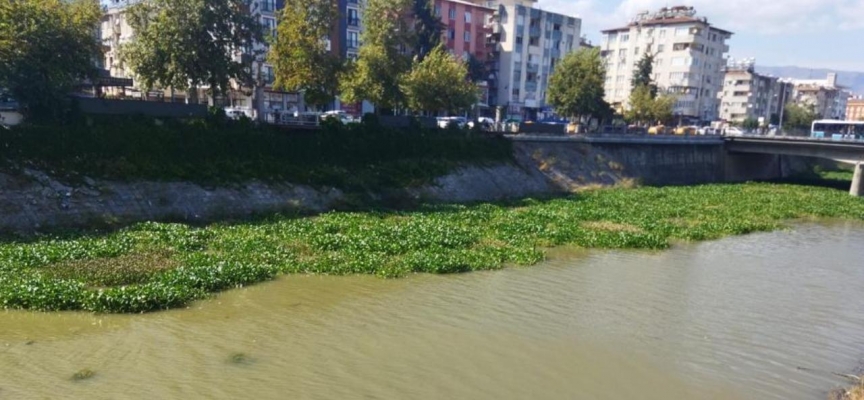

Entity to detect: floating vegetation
[1,183,863,313]
[229,353,253,365]
[71,369,96,381]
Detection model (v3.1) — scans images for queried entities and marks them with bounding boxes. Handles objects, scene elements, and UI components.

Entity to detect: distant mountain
[756,66,864,95]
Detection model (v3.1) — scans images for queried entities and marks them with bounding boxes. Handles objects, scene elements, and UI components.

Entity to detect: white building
[787,73,849,120]
[99,0,303,119]
[600,6,732,123]
[481,0,581,120]
[718,58,788,124]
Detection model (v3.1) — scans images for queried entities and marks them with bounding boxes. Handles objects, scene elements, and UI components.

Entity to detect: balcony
[347,17,360,27]
[529,26,541,37]
[551,48,560,58]
[551,30,562,41]
[526,63,539,73]
[258,0,277,14]
[347,40,360,49]
[525,81,538,92]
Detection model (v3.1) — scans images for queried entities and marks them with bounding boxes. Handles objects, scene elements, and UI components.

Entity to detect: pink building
[433,0,495,62]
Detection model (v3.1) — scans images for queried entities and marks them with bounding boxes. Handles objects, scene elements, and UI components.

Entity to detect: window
[513,52,522,62]
[433,4,441,16]
[517,15,524,25]
[618,49,626,57]
[448,29,455,40]
[261,17,276,36]
[512,88,520,97]
[655,58,663,66]
[675,27,689,36]
[513,70,521,81]
[634,47,640,55]
[465,11,472,23]
[464,31,471,42]
[449,8,455,20]
[658,44,665,52]
[659,29,666,38]
[616,74,625,82]
[347,9,359,26]
[516,36,523,45]
[347,31,359,48]
[620,33,630,42]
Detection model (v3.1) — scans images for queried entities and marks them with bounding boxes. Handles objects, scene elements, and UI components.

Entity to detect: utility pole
[778,82,787,135]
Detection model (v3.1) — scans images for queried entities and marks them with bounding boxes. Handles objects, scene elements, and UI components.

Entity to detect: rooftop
[601,5,733,35]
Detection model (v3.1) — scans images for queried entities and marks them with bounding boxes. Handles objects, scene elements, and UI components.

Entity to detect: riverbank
[1,182,863,313]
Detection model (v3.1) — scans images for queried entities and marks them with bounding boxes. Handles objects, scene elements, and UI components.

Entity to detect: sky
[536,0,864,71]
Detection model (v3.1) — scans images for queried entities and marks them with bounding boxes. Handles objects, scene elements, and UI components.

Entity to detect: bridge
[507,134,864,196]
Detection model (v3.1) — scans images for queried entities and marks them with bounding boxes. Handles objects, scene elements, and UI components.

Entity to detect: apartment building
[478,0,581,120]
[600,6,732,124]
[100,0,309,118]
[847,97,864,121]
[717,58,789,124]
[788,73,849,120]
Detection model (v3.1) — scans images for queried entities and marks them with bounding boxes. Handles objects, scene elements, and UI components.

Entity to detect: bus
[810,119,864,140]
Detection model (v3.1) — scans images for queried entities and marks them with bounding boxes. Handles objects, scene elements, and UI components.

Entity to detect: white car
[437,116,468,129]
[224,107,253,120]
[725,127,745,136]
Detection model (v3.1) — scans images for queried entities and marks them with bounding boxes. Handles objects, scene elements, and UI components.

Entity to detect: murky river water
[2,223,864,399]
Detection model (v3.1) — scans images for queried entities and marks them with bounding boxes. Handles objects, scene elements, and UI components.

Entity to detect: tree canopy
[545,48,610,121]
[340,0,413,111]
[631,52,658,98]
[625,85,675,126]
[122,0,263,100]
[783,103,819,131]
[0,0,102,119]
[411,0,443,60]
[401,45,478,114]
[269,0,342,109]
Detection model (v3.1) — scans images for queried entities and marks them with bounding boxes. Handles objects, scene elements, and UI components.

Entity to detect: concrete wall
[0,139,828,234]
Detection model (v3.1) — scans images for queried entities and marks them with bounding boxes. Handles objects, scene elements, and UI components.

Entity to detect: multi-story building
[600,6,732,124]
[433,0,496,108]
[480,0,581,120]
[847,97,864,121]
[99,0,311,119]
[718,58,787,124]
[788,73,848,120]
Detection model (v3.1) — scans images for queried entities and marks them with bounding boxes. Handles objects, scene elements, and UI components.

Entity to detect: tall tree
[122,0,264,103]
[340,0,413,112]
[466,54,487,82]
[546,48,610,122]
[631,52,658,98]
[0,0,102,119]
[269,0,342,109]
[401,44,478,114]
[411,0,443,60]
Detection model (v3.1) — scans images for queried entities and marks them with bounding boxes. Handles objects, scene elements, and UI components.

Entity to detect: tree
[411,0,443,60]
[466,54,487,82]
[269,0,342,110]
[625,84,675,126]
[401,44,478,114]
[340,0,413,112]
[546,48,610,122]
[741,117,760,130]
[0,0,102,119]
[631,53,657,98]
[122,0,264,103]
[784,103,819,131]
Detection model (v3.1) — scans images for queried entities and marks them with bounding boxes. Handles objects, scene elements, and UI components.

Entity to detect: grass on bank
[1,183,863,313]
[0,115,511,189]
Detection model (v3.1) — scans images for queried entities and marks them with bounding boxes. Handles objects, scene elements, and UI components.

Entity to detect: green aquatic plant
[0,183,863,313]
[71,369,96,381]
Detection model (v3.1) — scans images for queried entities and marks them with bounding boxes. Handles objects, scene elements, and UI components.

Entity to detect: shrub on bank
[1,183,863,313]
[0,116,511,188]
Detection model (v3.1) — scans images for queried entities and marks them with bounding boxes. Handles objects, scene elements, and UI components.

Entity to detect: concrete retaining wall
[0,139,825,234]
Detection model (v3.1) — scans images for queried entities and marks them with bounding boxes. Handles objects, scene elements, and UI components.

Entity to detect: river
[1,222,863,399]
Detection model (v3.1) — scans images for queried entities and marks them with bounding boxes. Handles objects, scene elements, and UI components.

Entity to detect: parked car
[468,117,494,130]
[224,107,253,120]
[437,116,468,129]
[321,110,356,124]
[648,125,667,135]
[725,127,745,136]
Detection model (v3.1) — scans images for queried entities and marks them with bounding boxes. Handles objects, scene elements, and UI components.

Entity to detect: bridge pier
[852,163,864,197]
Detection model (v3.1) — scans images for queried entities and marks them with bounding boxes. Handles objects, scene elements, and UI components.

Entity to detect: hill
[756,66,864,95]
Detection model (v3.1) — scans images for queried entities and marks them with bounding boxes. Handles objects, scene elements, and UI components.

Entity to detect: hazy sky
[537,0,864,71]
